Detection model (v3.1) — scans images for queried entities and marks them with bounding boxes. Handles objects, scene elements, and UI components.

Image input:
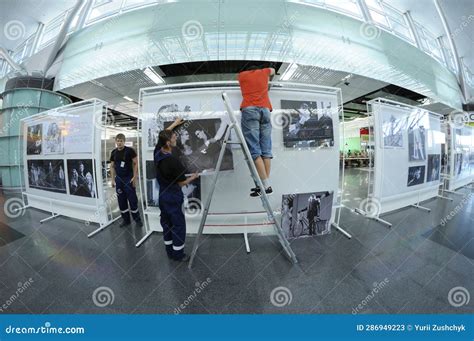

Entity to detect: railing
[0,0,467,84]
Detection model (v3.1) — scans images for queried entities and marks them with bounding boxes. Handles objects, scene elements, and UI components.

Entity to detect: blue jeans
[241,106,273,160]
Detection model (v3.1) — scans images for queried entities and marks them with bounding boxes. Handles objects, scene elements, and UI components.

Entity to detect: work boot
[174,254,190,262]
[120,220,131,228]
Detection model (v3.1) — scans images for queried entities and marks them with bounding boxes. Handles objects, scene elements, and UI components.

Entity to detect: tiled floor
[0,169,473,314]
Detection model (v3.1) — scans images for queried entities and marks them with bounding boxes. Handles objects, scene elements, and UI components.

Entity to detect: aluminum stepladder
[188,92,298,269]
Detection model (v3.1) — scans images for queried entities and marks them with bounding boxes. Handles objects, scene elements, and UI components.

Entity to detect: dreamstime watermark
[359,22,381,41]
[3,197,27,219]
[451,15,474,38]
[359,197,381,218]
[85,191,120,226]
[174,278,212,314]
[270,286,293,307]
[352,278,389,314]
[4,20,25,41]
[448,286,470,307]
[440,193,473,226]
[182,20,203,41]
[0,278,34,313]
[1,103,32,135]
[4,322,85,335]
[92,286,115,307]
[271,111,291,130]
[182,198,202,217]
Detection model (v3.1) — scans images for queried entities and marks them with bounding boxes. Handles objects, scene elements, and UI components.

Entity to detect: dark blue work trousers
[115,176,141,223]
[159,192,186,260]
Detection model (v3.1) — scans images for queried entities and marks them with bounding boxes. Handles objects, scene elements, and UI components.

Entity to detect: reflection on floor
[340,167,371,210]
[0,222,25,246]
[0,172,473,314]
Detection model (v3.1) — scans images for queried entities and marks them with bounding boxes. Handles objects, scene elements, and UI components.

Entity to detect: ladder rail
[188,92,298,269]
[221,93,297,263]
[188,125,233,269]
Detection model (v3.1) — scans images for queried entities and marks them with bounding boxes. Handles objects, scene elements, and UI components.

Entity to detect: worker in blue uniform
[155,118,199,262]
[110,133,143,227]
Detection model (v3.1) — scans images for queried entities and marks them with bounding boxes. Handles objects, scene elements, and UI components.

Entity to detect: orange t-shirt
[238,68,273,111]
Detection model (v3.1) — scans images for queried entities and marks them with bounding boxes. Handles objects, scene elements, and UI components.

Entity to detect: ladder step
[189,91,298,268]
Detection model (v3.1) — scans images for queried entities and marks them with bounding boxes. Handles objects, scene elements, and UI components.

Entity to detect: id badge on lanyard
[118,148,126,168]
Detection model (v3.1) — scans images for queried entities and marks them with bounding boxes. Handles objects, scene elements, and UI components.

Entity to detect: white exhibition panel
[140,82,341,234]
[448,124,474,190]
[372,99,443,214]
[21,99,112,225]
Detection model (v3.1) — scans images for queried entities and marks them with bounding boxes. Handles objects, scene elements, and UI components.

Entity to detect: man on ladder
[238,64,276,197]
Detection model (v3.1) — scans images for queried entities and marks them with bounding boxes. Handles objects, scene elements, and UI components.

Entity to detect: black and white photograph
[43,120,64,154]
[27,159,66,193]
[454,153,463,176]
[407,165,425,187]
[147,103,194,149]
[407,111,427,161]
[381,113,404,148]
[281,100,334,148]
[146,160,159,207]
[146,160,201,209]
[426,154,441,182]
[281,191,334,239]
[165,118,234,174]
[67,159,97,198]
[26,124,42,155]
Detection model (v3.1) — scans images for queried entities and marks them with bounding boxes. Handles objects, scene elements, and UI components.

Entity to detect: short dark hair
[158,130,174,148]
[242,64,263,72]
[115,133,125,141]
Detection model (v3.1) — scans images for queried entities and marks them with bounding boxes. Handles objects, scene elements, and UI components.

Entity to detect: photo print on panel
[426,154,441,182]
[147,103,194,149]
[407,165,426,187]
[454,153,463,177]
[26,124,42,155]
[461,151,470,174]
[67,159,97,198]
[164,118,233,174]
[281,191,334,239]
[27,159,66,193]
[43,120,64,154]
[145,160,201,209]
[145,160,159,207]
[64,114,93,153]
[381,112,404,148]
[407,110,427,161]
[281,100,335,148]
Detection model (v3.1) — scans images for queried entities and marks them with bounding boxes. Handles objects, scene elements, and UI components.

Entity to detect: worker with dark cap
[110,133,142,227]
[155,118,199,262]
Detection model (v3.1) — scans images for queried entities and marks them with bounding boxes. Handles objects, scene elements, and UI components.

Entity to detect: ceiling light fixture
[144,67,165,84]
[123,96,134,102]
